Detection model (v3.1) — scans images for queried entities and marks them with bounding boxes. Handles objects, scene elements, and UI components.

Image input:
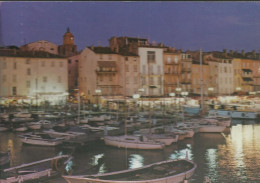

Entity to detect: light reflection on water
[0,120,260,182]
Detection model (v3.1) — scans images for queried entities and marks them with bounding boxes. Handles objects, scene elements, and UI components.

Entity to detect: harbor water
[0,119,260,183]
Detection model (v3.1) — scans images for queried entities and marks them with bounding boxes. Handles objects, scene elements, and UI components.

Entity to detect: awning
[242,69,252,72]
[242,78,253,81]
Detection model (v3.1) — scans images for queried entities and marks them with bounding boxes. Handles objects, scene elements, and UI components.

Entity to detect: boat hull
[19,137,62,146]
[104,136,164,150]
[209,109,260,119]
[63,159,196,183]
[199,125,226,133]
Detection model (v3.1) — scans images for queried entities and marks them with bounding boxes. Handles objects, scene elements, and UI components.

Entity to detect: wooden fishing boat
[18,133,64,146]
[63,158,197,183]
[0,151,10,167]
[1,155,71,183]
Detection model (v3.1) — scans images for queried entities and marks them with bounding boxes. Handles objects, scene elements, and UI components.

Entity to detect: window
[27,68,31,75]
[100,76,103,81]
[126,65,129,72]
[59,62,63,67]
[41,61,45,67]
[147,51,155,62]
[43,76,47,82]
[125,57,128,61]
[13,62,17,69]
[134,65,137,72]
[100,55,103,59]
[51,61,55,67]
[3,62,7,69]
[13,75,17,82]
[142,65,146,73]
[134,77,138,84]
[26,81,30,88]
[58,76,62,83]
[109,76,112,81]
[150,77,154,85]
[26,59,30,64]
[68,60,71,64]
[109,55,112,60]
[157,65,161,74]
[2,75,6,82]
[12,87,17,96]
[134,57,137,61]
[158,77,162,85]
[126,78,129,84]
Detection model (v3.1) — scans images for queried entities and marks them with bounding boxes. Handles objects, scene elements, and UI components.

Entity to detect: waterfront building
[138,46,164,97]
[240,58,254,93]
[58,27,77,57]
[180,53,193,94]
[0,48,68,105]
[67,54,80,91]
[20,40,58,55]
[163,48,182,96]
[252,59,260,92]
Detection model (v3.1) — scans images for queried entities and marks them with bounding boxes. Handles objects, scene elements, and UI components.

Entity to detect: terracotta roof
[97,61,116,67]
[89,47,116,54]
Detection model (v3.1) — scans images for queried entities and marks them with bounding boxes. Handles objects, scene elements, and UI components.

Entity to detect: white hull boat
[199,125,226,133]
[18,133,64,146]
[104,135,165,150]
[63,158,197,183]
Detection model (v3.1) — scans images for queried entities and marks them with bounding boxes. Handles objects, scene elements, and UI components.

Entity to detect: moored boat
[104,135,165,150]
[0,151,10,167]
[18,133,64,146]
[198,124,226,133]
[63,158,197,183]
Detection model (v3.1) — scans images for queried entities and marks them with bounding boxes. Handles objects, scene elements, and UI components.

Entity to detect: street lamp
[95,89,102,110]
[138,88,144,111]
[169,92,175,111]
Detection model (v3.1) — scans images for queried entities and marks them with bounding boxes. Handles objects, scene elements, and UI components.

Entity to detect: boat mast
[200,49,204,112]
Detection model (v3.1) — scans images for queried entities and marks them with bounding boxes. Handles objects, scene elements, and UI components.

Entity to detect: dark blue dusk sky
[1,1,260,52]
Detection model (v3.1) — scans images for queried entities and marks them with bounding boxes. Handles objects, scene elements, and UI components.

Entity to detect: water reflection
[129,154,144,169]
[1,121,260,182]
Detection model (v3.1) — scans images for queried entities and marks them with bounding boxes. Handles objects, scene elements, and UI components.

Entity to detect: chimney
[252,50,256,58]
[241,50,245,56]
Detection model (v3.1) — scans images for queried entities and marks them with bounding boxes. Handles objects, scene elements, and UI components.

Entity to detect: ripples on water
[0,120,260,183]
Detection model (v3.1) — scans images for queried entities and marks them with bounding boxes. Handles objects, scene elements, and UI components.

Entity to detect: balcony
[181,68,191,72]
[181,79,191,84]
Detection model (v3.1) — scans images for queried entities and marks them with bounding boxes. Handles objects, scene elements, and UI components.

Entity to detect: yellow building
[163,48,181,96]
[0,48,68,105]
[240,59,254,92]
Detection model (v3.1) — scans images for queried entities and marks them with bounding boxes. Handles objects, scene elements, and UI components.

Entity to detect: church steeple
[63,27,74,45]
[59,27,77,57]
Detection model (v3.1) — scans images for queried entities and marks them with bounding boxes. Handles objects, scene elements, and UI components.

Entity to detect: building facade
[138,47,164,97]
[163,48,182,96]
[0,49,68,105]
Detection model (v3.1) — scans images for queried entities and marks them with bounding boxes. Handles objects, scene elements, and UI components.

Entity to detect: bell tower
[63,27,74,45]
[58,27,77,57]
